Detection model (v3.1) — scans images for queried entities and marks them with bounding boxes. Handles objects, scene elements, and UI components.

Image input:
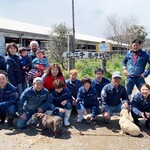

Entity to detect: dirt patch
[0,112,150,150]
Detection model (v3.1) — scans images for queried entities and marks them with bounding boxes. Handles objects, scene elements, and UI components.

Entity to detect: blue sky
[0,0,150,38]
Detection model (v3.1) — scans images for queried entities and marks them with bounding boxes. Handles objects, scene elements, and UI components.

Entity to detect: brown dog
[33,113,63,138]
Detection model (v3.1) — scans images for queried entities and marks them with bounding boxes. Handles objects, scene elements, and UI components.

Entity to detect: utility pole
[68,0,75,72]
[72,0,75,53]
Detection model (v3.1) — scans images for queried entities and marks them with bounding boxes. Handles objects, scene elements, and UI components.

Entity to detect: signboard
[63,51,110,60]
[99,43,112,52]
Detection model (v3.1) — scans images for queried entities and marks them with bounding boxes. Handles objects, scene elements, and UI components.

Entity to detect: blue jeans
[17,83,23,97]
[102,103,125,121]
[54,102,72,118]
[76,103,99,118]
[17,105,54,129]
[0,104,17,118]
[125,77,145,95]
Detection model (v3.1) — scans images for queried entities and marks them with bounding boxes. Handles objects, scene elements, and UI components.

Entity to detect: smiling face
[0,74,8,89]
[8,46,17,55]
[140,85,150,99]
[30,44,39,53]
[51,67,59,77]
[132,43,141,52]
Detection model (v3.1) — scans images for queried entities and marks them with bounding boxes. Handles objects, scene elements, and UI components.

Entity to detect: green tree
[126,25,148,44]
[46,23,71,70]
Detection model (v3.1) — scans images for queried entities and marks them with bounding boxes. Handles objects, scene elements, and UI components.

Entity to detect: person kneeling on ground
[131,84,150,129]
[76,77,99,122]
[17,77,54,129]
[101,71,130,122]
[0,70,18,128]
[51,79,73,127]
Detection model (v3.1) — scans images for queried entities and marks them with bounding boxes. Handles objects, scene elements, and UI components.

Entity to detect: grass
[63,54,126,85]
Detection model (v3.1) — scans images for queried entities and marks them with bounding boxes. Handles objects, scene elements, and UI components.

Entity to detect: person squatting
[0,39,149,135]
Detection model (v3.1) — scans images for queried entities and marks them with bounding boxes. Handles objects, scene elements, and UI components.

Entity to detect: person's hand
[141,112,146,118]
[103,112,110,119]
[21,112,27,120]
[61,100,67,106]
[145,112,150,118]
[37,108,43,113]
[35,64,45,71]
[140,74,145,78]
[123,69,129,77]
[72,97,77,106]
[23,66,26,69]
[86,114,94,121]
[59,108,65,113]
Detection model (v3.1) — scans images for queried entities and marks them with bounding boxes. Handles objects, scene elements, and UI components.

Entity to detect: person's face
[0,74,8,88]
[95,71,103,80]
[8,46,17,55]
[84,82,91,91]
[33,81,43,91]
[51,67,59,77]
[141,86,150,99]
[36,53,44,60]
[30,44,38,53]
[132,43,141,51]
[21,51,28,57]
[55,88,63,93]
[70,73,77,81]
[112,77,121,87]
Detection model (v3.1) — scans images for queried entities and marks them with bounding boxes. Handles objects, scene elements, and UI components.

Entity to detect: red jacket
[43,75,66,91]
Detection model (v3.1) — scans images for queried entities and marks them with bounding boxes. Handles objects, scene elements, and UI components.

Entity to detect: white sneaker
[77,116,84,122]
[64,118,70,126]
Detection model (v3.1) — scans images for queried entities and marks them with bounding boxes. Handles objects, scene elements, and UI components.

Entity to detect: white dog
[119,109,141,136]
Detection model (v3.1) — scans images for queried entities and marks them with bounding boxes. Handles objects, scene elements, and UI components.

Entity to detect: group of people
[0,39,149,132]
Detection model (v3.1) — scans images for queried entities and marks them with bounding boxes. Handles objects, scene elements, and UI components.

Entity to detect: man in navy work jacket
[122,39,150,99]
[101,71,129,122]
[91,68,110,102]
[17,77,54,128]
[76,77,99,122]
[0,70,18,128]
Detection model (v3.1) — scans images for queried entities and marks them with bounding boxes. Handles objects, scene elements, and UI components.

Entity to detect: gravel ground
[0,76,149,150]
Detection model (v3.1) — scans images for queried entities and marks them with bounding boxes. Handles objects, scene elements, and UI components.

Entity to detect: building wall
[0,33,5,55]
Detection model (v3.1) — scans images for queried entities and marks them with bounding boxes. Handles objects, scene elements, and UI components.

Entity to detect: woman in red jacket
[43,64,66,92]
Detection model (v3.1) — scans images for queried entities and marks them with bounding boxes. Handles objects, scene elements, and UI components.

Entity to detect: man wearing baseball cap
[101,71,130,122]
[17,77,54,128]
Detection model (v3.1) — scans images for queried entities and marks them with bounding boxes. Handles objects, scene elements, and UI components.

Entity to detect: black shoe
[0,118,5,124]
[7,120,14,130]
[145,120,150,130]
